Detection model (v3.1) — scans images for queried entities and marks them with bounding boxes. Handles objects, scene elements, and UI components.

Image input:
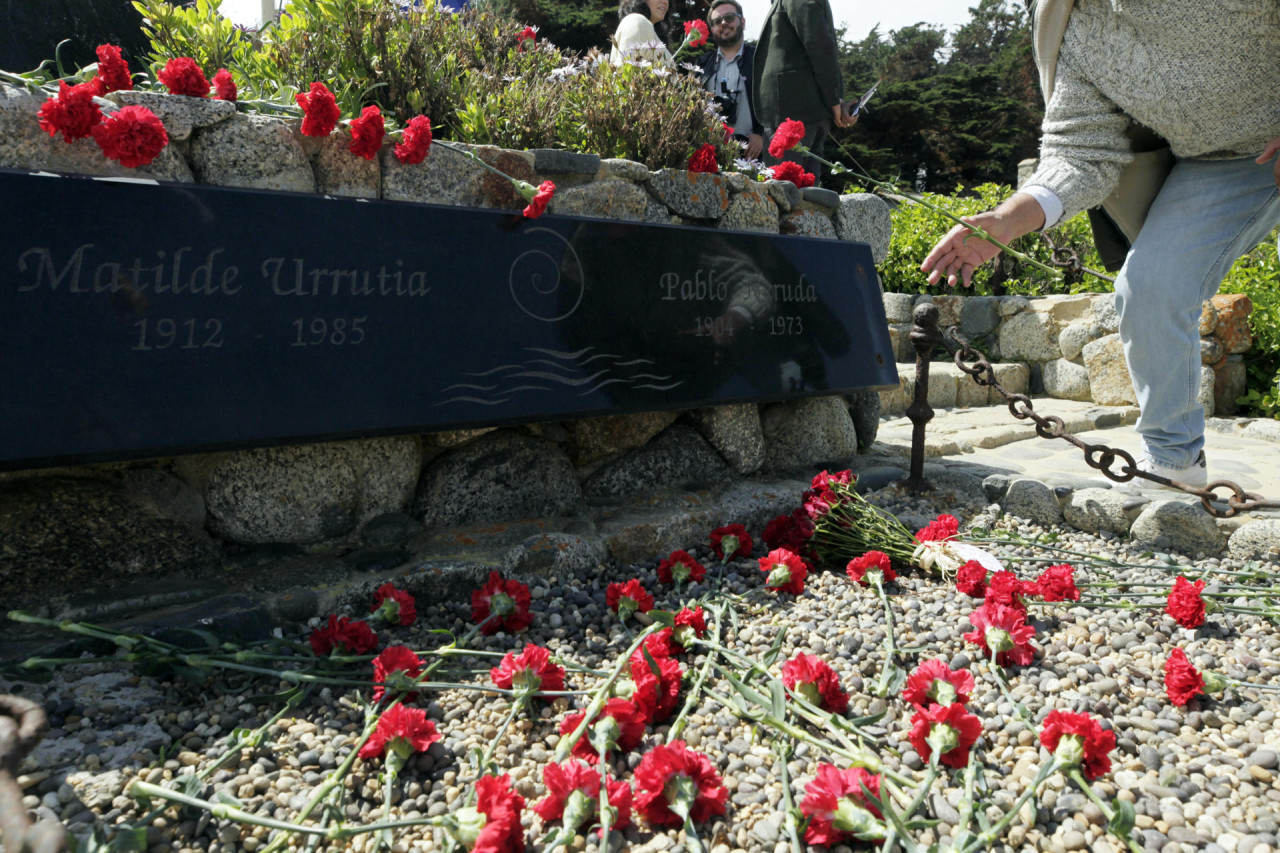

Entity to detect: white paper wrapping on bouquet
[911,540,1004,577]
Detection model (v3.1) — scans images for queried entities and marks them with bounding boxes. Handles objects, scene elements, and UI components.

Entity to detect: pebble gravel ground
[7,483,1280,853]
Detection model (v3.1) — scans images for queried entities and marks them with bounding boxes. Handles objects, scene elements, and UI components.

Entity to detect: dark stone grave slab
[0,168,897,469]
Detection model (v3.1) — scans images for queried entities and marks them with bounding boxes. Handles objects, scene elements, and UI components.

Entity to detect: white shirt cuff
[1019,185,1064,230]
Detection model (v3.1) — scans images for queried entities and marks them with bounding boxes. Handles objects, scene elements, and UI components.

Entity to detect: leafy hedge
[130,0,735,170]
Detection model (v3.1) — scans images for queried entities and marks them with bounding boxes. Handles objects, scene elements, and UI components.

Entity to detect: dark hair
[618,0,670,42]
[706,0,744,24]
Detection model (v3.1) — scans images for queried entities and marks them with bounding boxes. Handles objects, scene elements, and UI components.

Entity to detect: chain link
[943,326,1280,519]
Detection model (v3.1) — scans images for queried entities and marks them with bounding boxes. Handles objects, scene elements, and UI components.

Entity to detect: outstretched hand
[920,213,1008,288]
[1257,137,1280,189]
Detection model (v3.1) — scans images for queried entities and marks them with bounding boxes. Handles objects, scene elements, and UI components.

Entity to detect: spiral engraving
[508,227,585,322]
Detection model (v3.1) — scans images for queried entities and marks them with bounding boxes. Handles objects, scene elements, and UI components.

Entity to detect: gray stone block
[1198,364,1215,419]
[997,295,1030,317]
[983,474,1010,502]
[1001,478,1064,525]
[848,391,881,452]
[648,169,730,219]
[999,312,1060,362]
[106,90,235,141]
[799,186,840,211]
[413,430,581,527]
[764,178,799,212]
[1228,520,1280,561]
[761,396,858,472]
[1092,292,1120,333]
[501,531,607,576]
[723,171,748,192]
[780,209,836,238]
[1063,487,1131,534]
[1058,323,1096,362]
[123,468,206,529]
[690,403,766,474]
[190,113,314,192]
[1042,358,1092,401]
[600,158,651,182]
[533,148,601,177]
[718,185,779,233]
[548,180,649,221]
[835,193,892,263]
[960,296,1000,337]
[1201,336,1224,365]
[643,196,673,224]
[1129,499,1225,554]
[304,128,380,198]
[381,141,533,209]
[583,422,731,497]
[883,292,915,323]
[1082,334,1137,406]
[0,477,218,602]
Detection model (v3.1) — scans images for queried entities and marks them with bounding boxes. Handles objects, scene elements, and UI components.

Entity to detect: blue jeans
[1114,156,1280,469]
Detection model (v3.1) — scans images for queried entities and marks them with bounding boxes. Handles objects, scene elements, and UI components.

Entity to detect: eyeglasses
[710,13,741,26]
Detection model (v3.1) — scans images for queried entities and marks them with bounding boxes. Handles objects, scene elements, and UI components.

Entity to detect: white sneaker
[1134,450,1208,489]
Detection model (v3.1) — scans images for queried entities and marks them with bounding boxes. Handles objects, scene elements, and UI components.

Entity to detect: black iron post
[904,302,941,493]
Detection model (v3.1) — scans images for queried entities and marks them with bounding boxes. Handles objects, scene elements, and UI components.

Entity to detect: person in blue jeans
[920,0,1280,489]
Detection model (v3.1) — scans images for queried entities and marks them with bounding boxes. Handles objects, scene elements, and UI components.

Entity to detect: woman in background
[611,0,673,66]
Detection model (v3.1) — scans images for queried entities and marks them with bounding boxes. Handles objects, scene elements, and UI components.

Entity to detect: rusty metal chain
[941,325,1280,519]
[0,695,66,853]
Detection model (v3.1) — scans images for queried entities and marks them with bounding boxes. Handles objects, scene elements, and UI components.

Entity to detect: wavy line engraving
[509,230,585,322]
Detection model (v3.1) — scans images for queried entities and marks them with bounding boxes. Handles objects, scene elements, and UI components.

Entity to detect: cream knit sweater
[1023,0,1280,222]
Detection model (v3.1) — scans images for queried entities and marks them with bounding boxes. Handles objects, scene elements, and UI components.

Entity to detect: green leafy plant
[1220,230,1280,419]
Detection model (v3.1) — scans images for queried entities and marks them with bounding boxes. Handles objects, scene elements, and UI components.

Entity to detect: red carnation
[683,19,710,48]
[370,582,417,626]
[1166,575,1207,629]
[762,509,814,555]
[657,550,705,585]
[908,702,983,768]
[1039,710,1115,781]
[516,26,537,45]
[309,614,378,656]
[97,104,166,168]
[606,579,654,620]
[348,104,384,160]
[767,118,806,158]
[296,81,341,137]
[771,160,815,188]
[915,513,960,542]
[955,560,988,598]
[984,571,1036,612]
[212,68,236,102]
[371,645,423,702]
[629,647,683,723]
[846,550,897,586]
[641,628,675,660]
[811,469,854,490]
[964,602,1036,667]
[560,698,646,764]
[357,703,441,759]
[1034,563,1080,602]
[633,741,727,827]
[522,180,556,219]
[157,57,209,98]
[459,774,525,853]
[37,80,102,142]
[94,44,133,93]
[394,115,433,165]
[709,523,753,561]
[672,606,708,650]
[533,761,632,830]
[687,143,718,174]
[759,547,808,594]
[781,653,848,714]
[490,643,566,700]
[471,571,533,635]
[901,659,975,708]
[1164,647,1205,707]
[799,764,884,846]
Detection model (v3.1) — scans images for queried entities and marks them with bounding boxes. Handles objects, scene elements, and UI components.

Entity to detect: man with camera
[752,0,854,176]
[697,1,763,161]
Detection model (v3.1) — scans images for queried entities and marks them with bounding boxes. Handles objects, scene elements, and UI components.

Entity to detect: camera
[713,80,740,126]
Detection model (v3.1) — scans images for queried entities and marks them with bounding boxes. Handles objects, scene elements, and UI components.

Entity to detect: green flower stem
[871,576,903,698]
[598,739,614,853]
[796,143,1063,282]
[667,604,725,743]
[129,780,336,836]
[553,624,663,762]
[982,659,1029,720]
[958,758,1059,853]
[1065,768,1143,853]
[879,751,938,853]
[681,813,705,853]
[8,611,179,651]
[948,759,981,851]
[424,645,608,677]
[434,139,521,185]
[474,697,524,778]
[775,739,805,853]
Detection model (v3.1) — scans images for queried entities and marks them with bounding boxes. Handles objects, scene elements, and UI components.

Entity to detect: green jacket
[751,0,844,128]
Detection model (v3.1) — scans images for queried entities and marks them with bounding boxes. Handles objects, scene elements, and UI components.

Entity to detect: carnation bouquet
[766,470,1003,580]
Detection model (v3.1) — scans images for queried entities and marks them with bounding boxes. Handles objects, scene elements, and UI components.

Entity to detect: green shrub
[879,183,1107,297]
[1220,230,1280,419]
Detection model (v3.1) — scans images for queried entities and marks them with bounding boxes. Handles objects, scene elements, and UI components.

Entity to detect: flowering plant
[606,579,654,621]
[964,601,1036,667]
[370,582,416,627]
[781,653,848,713]
[799,764,884,845]
[633,741,727,828]
[687,143,718,173]
[92,105,169,167]
[211,68,236,101]
[371,645,423,702]
[296,82,341,137]
[1166,575,1208,629]
[157,57,208,98]
[490,643,566,704]
[471,571,533,634]
[310,614,378,656]
[908,702,983,768]
[657,550,705,586]
[37,81,102,142]
[759,548,808,594]
[769,160,814,188]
